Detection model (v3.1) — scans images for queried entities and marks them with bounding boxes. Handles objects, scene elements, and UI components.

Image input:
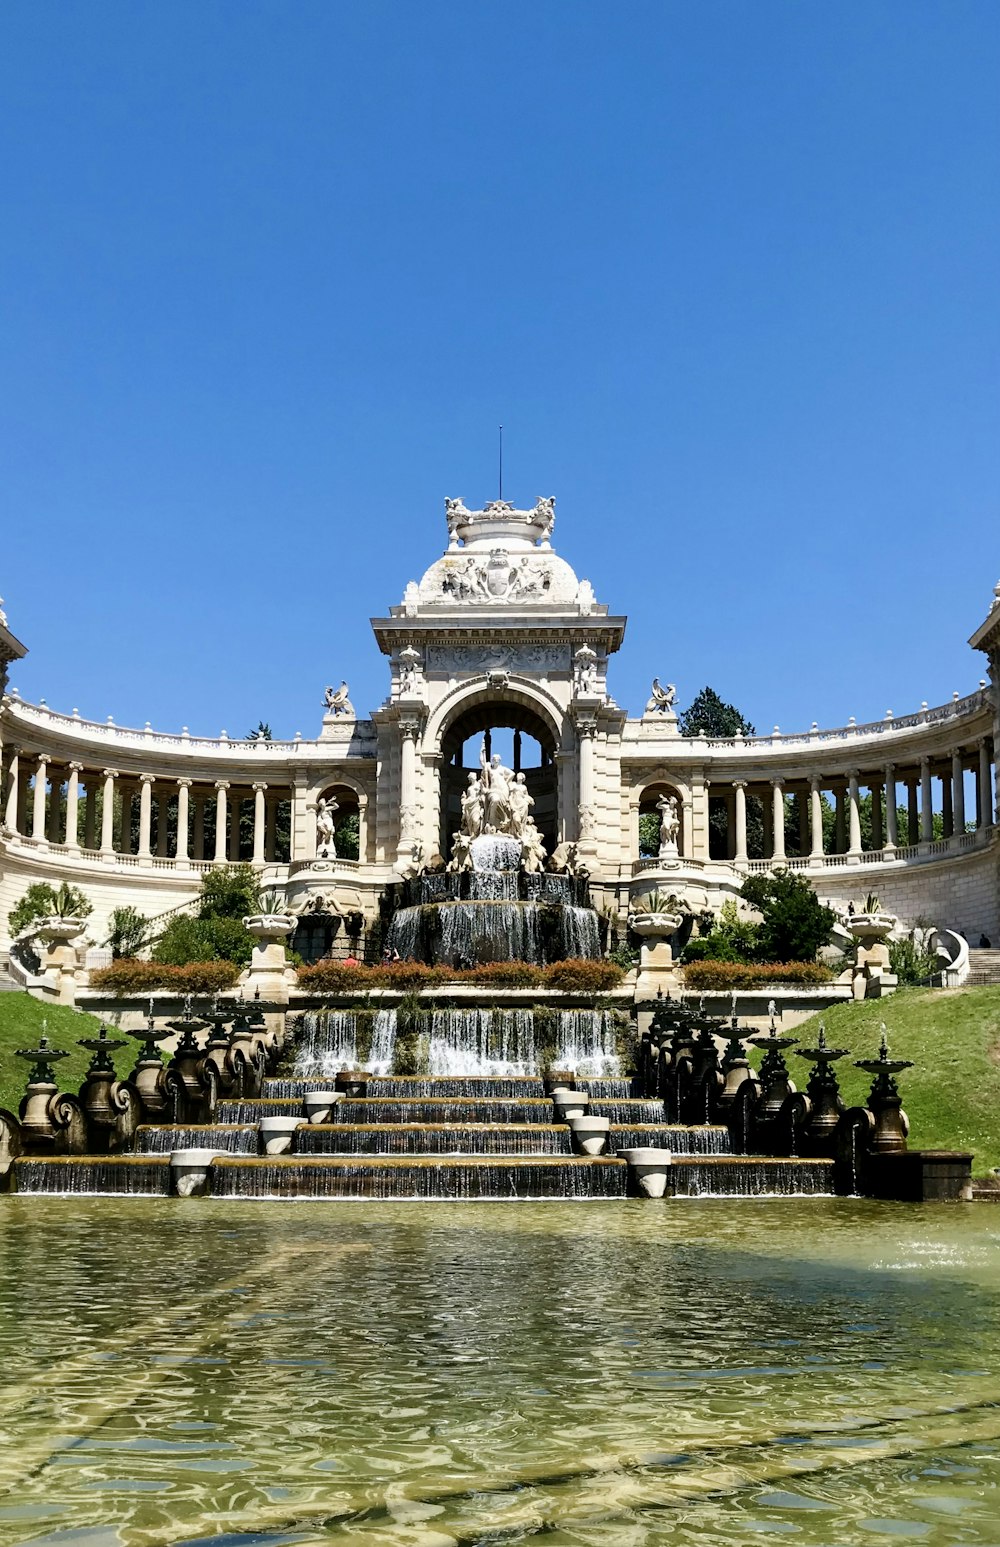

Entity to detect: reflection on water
[1,1199,1000,1544]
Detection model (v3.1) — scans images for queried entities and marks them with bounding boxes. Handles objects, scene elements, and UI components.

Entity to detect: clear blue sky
[2,1,998,739]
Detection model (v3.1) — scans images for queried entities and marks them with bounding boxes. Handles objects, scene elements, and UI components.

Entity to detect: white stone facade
[1,498,998,953]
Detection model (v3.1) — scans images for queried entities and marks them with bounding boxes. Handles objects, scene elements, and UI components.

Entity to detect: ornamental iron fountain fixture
[78,1025,128,1074]
[854,1022,914,1154]
[15,1027,69,1086]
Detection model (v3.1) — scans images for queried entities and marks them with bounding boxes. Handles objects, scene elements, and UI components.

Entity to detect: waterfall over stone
[293,1010,398,1076]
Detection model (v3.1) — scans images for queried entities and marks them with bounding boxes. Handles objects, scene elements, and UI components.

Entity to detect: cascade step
[366,1075,548,1099]
[658,1157,835,1197]
[609,1124,731,1155]
[264,1078,340,1099]
[332,1097,556,1125]
[135,1124,259,1154]
[13,1156,172,1196]
[588,1099,667,1123]
[208,1154,628,1200]
[216,1098,301,1123]
[575,1078,638,1099]
[296,1123,573,1156]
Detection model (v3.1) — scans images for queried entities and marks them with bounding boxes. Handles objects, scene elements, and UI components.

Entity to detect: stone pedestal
[241,914,296,1005]
[35,919,86,1006]
[629,911,682,1000]
[848,912,899,1001]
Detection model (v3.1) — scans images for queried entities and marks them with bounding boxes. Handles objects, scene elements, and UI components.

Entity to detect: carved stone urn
[242,913,296,1004]
[34,917,86,1005]
[847,911,899,1000]
[628,910,683,1000]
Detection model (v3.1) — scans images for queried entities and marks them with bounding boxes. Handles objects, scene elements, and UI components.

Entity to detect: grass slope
[0,993,113,1116]
[790,986,1000,1173]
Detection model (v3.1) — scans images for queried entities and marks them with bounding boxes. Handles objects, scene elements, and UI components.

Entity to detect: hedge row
[90,959,240,995]
[296,958,625,994]
[681,960,833,990]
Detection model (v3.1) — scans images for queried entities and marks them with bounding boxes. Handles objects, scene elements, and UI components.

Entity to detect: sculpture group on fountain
[448,740,549,874]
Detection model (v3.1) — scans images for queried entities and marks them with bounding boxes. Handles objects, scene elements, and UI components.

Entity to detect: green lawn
[787,986,1000,1174]
[0,993,115,1116]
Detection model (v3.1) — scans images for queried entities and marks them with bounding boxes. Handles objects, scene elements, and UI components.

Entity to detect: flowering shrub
[90,959,240,995]
[296,958,626,994]
[681,960,832,991]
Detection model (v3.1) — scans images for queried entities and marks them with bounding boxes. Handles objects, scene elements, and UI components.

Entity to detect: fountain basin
[552,1091,589,1119]
[618,1146,674,1198]
[170,1148,224,1198]
[258,1116,303,1155]
[302,1090,342,1124]
[567,1115,611,1155]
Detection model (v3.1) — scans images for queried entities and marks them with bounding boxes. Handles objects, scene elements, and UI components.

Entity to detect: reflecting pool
[1,1198,1000,1544]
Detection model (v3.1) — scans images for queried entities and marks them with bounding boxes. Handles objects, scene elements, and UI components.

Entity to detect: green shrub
[889,936,940,985]
[682,960,833,991]
[739,871,835,963]
[153,914,255,967]
[90,959,239,995]
[105,906,151,959]
[541,960,624,993]
[198,864,262,920]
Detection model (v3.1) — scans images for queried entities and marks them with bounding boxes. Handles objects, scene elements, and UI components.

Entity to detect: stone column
[32,755,49,842]
[47,766,62,843]
[762,789,773,858]
[979,738,994,828]
[84,778,97,849]
[214,782,229,863]
[869,780,883,851]
[834,786,846,853]
[771,779,786,862]
[65,762,82,849]
[101,770,117,854]
[138,773,155,858]
[952,750,966,837]
[906,777,919,845]
[156,791,170,856]
[176,779,191,862]
[119,784,133,853]
[16,768,28,833]
[576,716,596,841]
[229,792,241,861]
[884,765,897,850]
[733,780,748,864]
[920,757,933,843]
[357,795,368,865]
[4,751,19,831]
[193,790,206,860]
[847,772,862,857]
[252,782,267,864]
[810,777,824,860]
[942,766,954,838]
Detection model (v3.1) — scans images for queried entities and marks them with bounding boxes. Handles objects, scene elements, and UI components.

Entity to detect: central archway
[439,699,560,859]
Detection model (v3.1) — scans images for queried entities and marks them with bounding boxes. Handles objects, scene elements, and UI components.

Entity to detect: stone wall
[811,840,1000,941]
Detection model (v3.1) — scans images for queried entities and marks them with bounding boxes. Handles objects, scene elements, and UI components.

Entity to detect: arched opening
[315,784,361,861]
[637,782,684,859]
[439,700,559,859]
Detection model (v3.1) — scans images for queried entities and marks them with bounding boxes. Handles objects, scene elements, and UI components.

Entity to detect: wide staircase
[968,949,1000,985]
[12,1072,834,1199]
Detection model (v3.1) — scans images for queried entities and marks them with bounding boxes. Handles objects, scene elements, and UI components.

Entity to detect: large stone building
[1,497,998,959]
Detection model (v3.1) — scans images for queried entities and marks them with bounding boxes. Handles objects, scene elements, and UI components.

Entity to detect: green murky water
[0,1198,999,1545]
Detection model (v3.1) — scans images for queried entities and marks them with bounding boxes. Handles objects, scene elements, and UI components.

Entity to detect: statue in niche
[574,645,599,697]
[657,792,680,855]
[453,740,538,845]
[646,678,676,715]
[316,795,339,858]
[398,645,422,695]
[323,682,354,717]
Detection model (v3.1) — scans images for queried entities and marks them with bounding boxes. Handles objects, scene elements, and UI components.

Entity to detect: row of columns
[720,743,994,864]
[2,753,290,864]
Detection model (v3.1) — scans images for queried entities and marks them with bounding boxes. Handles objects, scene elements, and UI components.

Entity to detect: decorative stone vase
[618,1146,674,1199]
[847,912,899,1000]
[552,1090,589,1120]
[242,914,296,1005]
[170,1148,221,1198]
[629,911,683,1001]
[258,1115,302,1156]
[567,1114,610,1155]
[303,1090,341,1124]
[34,917,87,1005]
